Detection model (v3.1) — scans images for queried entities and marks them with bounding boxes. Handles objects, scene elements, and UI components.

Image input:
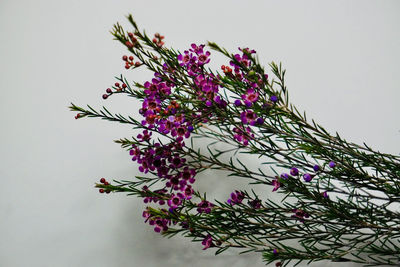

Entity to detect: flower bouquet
[70,15,400,266]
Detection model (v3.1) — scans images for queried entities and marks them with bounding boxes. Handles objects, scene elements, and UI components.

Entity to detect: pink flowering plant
[70,15,400,266]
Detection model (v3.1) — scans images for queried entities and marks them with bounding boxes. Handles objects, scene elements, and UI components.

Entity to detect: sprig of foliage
[70,15,400,266]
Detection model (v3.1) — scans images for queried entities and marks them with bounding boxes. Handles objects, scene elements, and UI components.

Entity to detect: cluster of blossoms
[99,39,299,248]
[130,139,195,200]
[123,43,282,242]
[178,43,228,111]
[226,48,278,146]
[142,208,173,233]
[125,42,236,237]
[72,19,400,266]
[95,38,341,251]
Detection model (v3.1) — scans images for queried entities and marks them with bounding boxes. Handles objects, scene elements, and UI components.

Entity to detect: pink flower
[201,234,214,250]
[272,178,281,192]
[241,88,259,105]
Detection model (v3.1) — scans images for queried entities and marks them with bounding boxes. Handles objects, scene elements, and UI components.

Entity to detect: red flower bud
[125,41,134,48]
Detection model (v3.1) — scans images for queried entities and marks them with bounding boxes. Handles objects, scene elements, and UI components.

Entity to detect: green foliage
[70,15,400,266]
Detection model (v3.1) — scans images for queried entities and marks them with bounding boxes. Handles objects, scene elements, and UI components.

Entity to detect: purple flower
[233,126,254,146]
[329,161,336,168]
[234,99,242,106]
[270,95,278,102]
[272,178,281,191]
[142,96,161,111]
[313,165,320,172]
[227,190,245,205]
[248,199,262,209]
[280,173,289,180]
[137,130,152,142]
[144,209,171,233]
[240,110,258,125]
[290,167,299,176]
[167,193,183,210]
[197,50,211,65]
[291,209,310,223]
[242,88,259,105]
[323,191,329,198]
[201,234,214,250]
[183,185,194,199]
[171,124,191,139]
[129,145,141,161]
[303,173,313,182]
[181,167,196,183]
[177,50,195,67]
[197,200,214,214]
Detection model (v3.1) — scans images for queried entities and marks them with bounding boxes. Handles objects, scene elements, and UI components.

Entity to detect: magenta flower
[197,51,211,65]
[303,173,313,182]
[291,209,310,223]
[197,200,214,214]
[129,145,141,161]
[329,161,336,168]
[137,130,152,142]
[248,199,262,209]
[177,50,192,66]
[201,234,214,250]
[290,167,299,176]
[227,190,245,205]
[233,126,254,146]
[183,185,194,199]
[280,173,289,180]
[189,43,205,54]
[240,110,258,125]
[181,167,196,183]
[242,88,259,106]
[270,95,278,103]
[272,178,281,191]
[167,193,183,210]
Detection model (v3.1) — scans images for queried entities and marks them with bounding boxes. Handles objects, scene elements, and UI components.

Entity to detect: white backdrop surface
[1,0,399,266]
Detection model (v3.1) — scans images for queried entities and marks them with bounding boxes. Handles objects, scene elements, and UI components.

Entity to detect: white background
[1,0,399,266]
